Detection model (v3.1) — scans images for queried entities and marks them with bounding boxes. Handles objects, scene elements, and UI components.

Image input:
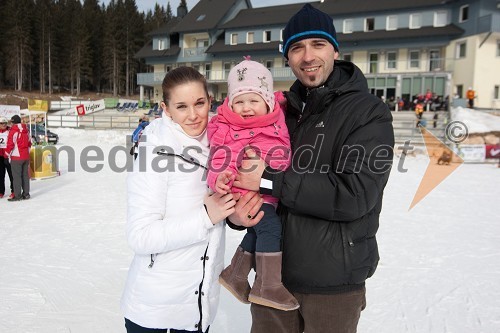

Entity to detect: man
[466,87,475,109]
[0,116,14,199]
[5,115,31,201]
[130,115,150,159]
[230,4,394,332]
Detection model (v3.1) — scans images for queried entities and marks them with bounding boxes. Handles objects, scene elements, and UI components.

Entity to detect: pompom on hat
[227,56,275,112]
[282,4,339,59]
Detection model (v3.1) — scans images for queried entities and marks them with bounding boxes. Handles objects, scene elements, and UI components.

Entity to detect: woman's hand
[204,192,236,224]
[228,191,264,227]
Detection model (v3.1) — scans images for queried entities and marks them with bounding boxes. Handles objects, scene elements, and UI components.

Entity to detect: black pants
[240,203,281,253]
[0,156,13,195]
[125,318,209,333]
[10,159,30,198]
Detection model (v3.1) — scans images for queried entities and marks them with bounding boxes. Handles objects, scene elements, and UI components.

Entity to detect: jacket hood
[215,95,281,129]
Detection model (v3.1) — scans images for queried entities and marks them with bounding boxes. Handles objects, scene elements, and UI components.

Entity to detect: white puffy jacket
[121,116,225,331]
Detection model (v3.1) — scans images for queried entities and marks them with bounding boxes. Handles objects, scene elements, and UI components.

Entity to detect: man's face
[287,38,339,88]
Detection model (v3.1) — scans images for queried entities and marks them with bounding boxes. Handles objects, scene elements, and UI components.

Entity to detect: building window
[410,13,421,29]
[343,19,353,33]
[164,64,172,72]
[386,16,397,31]
[387,51,397,69]
[280,29,284,41]
[365,18,375,32]
[158,39,165,50]
[459,5,469,22]
[197,39,209,48]
[409,50,420,68]
[494,85,499,99]
[247,32,254,44]
[263,30,271,43]
[204,63,211,80]
[224,62,231,79]
[497,40,500,56]
[264,60,273,69]
[230,33,238,45]
[342,53,352,62]
[456,41,466,58]
[456,84,463,98]
[434,11,447,27]
[369,52,378,73]
[429,50,441,71]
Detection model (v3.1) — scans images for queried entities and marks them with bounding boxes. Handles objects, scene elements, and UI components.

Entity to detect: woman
[121,67,237,333]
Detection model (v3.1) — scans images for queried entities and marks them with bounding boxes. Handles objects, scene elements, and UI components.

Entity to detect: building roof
[338,24,464,43]
[146,18,182,37]
[220,3,311,28]
[134,41,181,59]
[171,0,249,33]
[318,0,456,15]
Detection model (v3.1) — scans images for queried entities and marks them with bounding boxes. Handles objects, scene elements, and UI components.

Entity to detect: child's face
[231,93,268,119]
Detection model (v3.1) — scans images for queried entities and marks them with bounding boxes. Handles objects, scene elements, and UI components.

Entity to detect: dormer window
[434,11,447,27]
[247,32,254,44]
[365,18,375,32]
[263,30,271,43]
[196,14,206,22]
[410,13,422,29]
[230,33,238,45]
[386,16,397,31]
[459,5,469,22]
[343,19,353,34]
[158,39,165,50]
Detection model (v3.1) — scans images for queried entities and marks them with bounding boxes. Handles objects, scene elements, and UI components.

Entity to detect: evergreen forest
[0,0,185,97]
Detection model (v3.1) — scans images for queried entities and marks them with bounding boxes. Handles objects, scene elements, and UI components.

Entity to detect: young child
[207,57,298,311]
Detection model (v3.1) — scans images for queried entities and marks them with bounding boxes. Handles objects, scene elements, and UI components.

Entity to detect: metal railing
[138,58,455,86]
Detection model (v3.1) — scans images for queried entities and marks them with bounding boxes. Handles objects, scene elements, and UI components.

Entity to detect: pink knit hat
[228,56,275,112]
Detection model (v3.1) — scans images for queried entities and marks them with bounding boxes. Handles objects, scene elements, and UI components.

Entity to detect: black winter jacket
[263,61,394,294]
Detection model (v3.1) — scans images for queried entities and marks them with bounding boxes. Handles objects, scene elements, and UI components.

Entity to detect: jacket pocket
[341,224,371,284]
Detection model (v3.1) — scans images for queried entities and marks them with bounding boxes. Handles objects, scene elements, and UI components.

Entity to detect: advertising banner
[64,99,106,115]
[456,144,486,162]
[485,144,500,159]
[0,104,21,118]
[28,99,49,112]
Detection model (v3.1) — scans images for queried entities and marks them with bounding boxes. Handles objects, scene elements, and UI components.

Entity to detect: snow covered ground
[1,127,499,333]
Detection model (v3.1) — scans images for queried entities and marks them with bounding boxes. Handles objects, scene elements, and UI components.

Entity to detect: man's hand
[233,148,266,191]
[228,191,264,227]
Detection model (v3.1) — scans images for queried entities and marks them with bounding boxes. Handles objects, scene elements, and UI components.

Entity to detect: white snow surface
[451,107,500,134]
[1,127,499,332]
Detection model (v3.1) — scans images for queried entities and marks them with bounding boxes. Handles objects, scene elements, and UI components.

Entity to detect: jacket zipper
[148,253,157,268]
[340,224,353,273]
[196,245,209,332]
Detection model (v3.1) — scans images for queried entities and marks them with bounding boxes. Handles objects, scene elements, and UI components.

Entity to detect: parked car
[29,124,59,145]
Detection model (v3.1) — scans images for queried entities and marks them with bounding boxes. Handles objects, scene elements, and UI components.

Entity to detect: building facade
[135,0,500,110]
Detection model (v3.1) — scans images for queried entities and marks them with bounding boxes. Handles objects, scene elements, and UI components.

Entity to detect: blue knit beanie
[282,4,339,59]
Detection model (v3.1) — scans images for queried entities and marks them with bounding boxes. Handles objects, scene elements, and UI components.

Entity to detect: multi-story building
[136,0,500,110]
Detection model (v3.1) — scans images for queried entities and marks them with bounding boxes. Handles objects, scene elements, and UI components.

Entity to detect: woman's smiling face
[162,81,210,136]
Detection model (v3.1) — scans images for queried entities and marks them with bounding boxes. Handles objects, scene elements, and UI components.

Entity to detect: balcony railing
[137,58,455,86]
[183,47,208,58]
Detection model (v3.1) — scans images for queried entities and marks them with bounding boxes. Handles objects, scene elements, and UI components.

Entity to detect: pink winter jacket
[207,92,291,204]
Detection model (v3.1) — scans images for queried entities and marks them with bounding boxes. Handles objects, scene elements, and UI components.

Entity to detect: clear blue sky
[99,0,310,13]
